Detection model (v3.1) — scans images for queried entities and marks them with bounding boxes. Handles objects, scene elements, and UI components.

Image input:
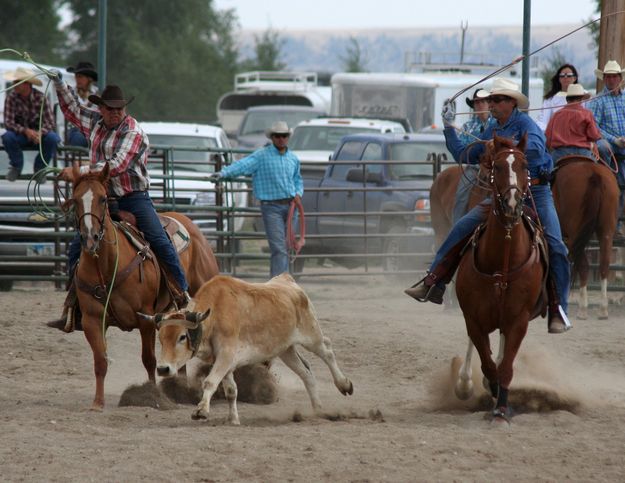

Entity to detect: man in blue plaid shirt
[588,60,625,236]
[215,121,303,277]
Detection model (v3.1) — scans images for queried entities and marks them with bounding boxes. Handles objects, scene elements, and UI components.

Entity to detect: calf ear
[185,309,210,324]
[136,312,163,326]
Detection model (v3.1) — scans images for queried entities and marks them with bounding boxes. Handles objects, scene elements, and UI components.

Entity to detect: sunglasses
[488,95,512,104]
[559,73,576,78]
[272,133,290,139]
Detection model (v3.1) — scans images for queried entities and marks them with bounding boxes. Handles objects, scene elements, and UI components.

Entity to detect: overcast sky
[213,0,598,30]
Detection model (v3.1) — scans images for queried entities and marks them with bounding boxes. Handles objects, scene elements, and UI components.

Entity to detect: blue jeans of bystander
[1,130,61,172]
[260,201,298,278]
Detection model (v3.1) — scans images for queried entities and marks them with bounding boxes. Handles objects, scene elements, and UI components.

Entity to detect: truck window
[388,142,449,178]
[331,162,358,180]
[334,141,365,161]
[361,143,383,174]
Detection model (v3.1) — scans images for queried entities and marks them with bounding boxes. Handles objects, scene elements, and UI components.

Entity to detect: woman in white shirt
[536,63,580,131]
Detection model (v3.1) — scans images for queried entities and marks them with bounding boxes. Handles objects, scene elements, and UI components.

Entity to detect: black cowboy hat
[465,88,489,109]
[66,61,98,82]
[88,85,134,108]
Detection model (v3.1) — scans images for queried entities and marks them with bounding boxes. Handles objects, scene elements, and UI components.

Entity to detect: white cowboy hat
[565,83,590,99]
[594,60,625,79]
[264,121,293,139]
[3,67,43,86]
[487,78,529,110]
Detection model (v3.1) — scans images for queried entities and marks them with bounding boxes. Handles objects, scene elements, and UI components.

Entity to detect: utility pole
[597,0,625,92]
[521,0,531,97]
[459,21,468,64]
[97,0,107,90]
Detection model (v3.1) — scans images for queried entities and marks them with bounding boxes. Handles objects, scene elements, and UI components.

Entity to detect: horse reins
[287,197,306,259]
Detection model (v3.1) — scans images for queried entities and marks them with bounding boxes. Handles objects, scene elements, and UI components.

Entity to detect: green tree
[63,0,240,123]
[339,37,368,73]
[0,0,66,64]
[588,0,601,49]
[240,28,286,71]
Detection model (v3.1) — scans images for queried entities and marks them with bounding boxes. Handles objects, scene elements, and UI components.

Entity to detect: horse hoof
[454,382,473,400]
[89,404,104,412]
[191,409,208,420]
[490,407,511,425]
[342,381,354,396]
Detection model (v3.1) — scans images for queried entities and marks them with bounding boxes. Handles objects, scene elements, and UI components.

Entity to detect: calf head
[137,309,210,377]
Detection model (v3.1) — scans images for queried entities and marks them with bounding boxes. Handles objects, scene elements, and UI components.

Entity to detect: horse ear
[100,163,110,182]
[516,133,528,153]
[71,161,81,182]
[480,140,494,170]
[493,133,503,152]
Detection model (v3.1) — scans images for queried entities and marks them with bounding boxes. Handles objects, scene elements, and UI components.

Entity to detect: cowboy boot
[46,271,82,333]
[404,272,445,304]
[547,276,571,334]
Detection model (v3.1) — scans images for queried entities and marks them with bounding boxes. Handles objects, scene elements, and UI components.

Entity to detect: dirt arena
[1,276,625,482]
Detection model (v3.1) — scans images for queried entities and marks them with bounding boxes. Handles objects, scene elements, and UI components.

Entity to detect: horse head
[487,133,529,225]
[71,163,112,257]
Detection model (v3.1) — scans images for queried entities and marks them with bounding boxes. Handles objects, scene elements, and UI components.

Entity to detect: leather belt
[261,198,294,205]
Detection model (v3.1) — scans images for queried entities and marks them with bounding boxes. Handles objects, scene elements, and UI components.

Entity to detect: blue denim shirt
[444,108,553,179]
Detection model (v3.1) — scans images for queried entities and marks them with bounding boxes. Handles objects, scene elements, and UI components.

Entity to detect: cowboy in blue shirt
[405,78,571,334]
[215,121,303,278]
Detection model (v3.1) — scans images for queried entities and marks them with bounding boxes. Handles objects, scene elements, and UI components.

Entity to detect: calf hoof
[340,380,354,396]
[191,409,208,420]
[454,380,473,401]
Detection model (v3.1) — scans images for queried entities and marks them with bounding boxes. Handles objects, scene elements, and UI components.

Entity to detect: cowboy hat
[3,67,43,86]
[565,83,590,99]
[88,85,134,108]
[66,61,98,81]
[264,121,293,139]
[465,88,489,108]
[594,60,625,79]
[487,78,529,110]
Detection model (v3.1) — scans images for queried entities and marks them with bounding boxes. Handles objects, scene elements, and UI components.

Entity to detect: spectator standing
[1,67,60,182]
[545,83,600,164]
[536,64,580,131]
[453,88,495,223]
[215,121,303,278]
[65,61,99,147]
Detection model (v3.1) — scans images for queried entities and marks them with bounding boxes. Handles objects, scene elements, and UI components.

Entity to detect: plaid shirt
[55,80,150,197]
[3,88,56,135]
[587,86,625,155]
[220,143,303,201]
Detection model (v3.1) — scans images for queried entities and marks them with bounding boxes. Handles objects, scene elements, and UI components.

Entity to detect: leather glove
[441,99,456,127]
[46,69,62,81]
[615,137,625,149]
[209,171,223,182]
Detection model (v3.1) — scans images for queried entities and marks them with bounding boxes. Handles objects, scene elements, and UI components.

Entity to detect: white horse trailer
[330,72,544,131]
[216,71,331,138]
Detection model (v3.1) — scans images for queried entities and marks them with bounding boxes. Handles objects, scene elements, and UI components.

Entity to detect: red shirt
[545,102,602,150]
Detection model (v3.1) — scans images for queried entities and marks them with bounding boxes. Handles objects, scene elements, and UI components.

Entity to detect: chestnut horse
[551,157,619,319]
[453,135,547,422]
[66,164,219,410]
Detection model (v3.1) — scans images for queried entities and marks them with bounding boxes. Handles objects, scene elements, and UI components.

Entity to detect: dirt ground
[1,276,625,482]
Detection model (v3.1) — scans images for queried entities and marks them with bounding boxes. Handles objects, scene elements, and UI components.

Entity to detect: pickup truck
[298,132,451,274]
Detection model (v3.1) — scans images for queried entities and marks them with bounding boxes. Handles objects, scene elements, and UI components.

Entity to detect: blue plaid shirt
[221,144,304,201]
[458,115,496,144]
[587,86,625,155]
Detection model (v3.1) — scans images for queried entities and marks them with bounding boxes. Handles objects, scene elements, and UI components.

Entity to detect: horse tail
[570,172,602,264]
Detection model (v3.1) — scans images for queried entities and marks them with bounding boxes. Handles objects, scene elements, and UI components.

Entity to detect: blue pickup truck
[298,132,451,273]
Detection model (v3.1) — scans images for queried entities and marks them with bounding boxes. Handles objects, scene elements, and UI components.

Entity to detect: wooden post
[597,0,625,91]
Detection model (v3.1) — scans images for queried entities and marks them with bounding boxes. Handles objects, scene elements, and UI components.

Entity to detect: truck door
[317,141,366,248]
[344,142,384,254]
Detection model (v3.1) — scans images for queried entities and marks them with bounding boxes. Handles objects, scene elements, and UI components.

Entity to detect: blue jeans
[260,201,298,278]
[1,130,61,172]
[67,127,88,147]
[596,139,625,225]
[430,184,570,312]
[69,191,188,292]
[452,164,479,224]
[551,146,595,164]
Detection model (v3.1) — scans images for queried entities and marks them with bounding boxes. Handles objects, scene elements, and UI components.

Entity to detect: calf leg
[302,335,353,396]
[279,346,323,412]
[221,371,240,425]
[192,351,234,421]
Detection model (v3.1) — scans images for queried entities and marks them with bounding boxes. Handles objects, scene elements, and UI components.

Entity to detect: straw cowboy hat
[88,85,134,108]
[66,61,98,81]
[264,121,292,139]
[465,88,489,108]
[487,78,529,110]
[3,67,43,86]
[594,60,625,79]
[565,83,591,99]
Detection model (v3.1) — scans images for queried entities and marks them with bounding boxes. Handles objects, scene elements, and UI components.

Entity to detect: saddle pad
[159,215,191,254]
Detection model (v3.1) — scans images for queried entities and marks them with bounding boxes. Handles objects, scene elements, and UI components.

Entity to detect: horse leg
[82,316,108,411]
[576,256,589,320]
[139,324,157,383]
[454,338,474,400]
[468,329,498,400]
[494,322,529,421]
[597,233,613,320]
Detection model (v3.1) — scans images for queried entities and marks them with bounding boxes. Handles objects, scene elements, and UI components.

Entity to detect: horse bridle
[489,148,529,228]
[75,197,109,257]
